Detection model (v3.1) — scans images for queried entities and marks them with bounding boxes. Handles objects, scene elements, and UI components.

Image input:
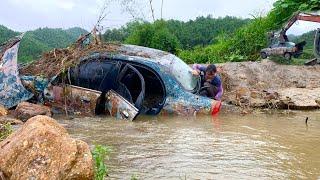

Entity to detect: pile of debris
[20,42,122,78]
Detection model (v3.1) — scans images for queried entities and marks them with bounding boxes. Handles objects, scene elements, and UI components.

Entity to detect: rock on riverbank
[14,102,52,122]
[0,115,93,180]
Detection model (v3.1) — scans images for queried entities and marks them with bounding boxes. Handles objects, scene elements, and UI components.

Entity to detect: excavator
[260,12,320,65]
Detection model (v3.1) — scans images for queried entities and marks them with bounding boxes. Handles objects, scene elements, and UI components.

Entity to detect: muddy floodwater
[57,111,320,179]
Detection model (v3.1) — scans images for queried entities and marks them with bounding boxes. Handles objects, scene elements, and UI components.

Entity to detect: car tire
[284,52,292,60]
[260,52,267,59]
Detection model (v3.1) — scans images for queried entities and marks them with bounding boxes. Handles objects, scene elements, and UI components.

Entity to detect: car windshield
[158,54,200,92]
[119,45,200,92]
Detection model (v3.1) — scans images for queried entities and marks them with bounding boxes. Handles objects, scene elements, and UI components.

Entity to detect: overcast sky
[0,0,319,35]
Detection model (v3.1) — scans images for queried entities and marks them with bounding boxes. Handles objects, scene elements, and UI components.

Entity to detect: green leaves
[92,145,111,180]
[299,3,309,10]
[125,20,181,53]
[0,123,13,141]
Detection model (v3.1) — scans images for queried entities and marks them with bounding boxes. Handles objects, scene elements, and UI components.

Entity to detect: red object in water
[212,101,222,115]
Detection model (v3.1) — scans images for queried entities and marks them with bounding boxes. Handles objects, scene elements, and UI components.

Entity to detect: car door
[107,63,145,120]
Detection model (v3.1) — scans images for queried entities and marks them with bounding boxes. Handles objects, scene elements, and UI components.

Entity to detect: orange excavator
[261,12,320,64]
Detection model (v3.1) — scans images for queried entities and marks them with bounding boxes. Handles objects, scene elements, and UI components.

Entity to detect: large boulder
[14,102,52,121]
[0,115,93,180]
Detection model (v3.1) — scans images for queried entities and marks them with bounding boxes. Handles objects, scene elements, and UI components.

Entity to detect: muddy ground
[220,59,320,110]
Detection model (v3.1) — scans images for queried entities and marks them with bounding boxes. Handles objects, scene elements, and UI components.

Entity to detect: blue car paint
[0,41,33,109]
[79,52,215,116]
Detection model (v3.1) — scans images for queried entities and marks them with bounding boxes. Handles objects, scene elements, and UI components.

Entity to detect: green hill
[0,25,19,44]
[104,16,250,50]
[0,26,88,63]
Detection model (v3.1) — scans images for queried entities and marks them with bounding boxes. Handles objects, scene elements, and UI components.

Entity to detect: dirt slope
[221,60,320,109]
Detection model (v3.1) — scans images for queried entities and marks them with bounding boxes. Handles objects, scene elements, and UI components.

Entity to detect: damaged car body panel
[45,85,101,116]
[106,90,139,120]
[0,37,33,109]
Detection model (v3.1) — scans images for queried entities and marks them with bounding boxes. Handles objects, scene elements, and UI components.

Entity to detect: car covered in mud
[44,45,222,120]
[260,40,306,60]
[1,36,221,120]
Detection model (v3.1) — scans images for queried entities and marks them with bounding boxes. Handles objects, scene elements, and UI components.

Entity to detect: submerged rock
[14,102,52,121]
[221,60,320,109]
[0,115,93,179]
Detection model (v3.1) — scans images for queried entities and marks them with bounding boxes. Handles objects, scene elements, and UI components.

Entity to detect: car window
[69,60,120,91]
[159,54,199,92]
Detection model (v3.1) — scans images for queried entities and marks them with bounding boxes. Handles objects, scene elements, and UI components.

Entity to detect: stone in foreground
[14,102,52,121]
[0,115,93,180]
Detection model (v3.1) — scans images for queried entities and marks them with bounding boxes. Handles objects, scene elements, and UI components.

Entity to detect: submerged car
[1,37,221,120]
[43,45,222,120]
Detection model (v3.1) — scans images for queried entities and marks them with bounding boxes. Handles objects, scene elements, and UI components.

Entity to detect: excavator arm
[279,12,320,42]
[264,12,320,63]
[279,12,320,62]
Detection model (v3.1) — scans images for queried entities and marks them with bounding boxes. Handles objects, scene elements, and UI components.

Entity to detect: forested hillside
[104,16,250,52]
[0,26,88,62]
[0,25,19,43]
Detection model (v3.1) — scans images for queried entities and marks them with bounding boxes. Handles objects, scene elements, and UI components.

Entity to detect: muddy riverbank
[219,60,320,110]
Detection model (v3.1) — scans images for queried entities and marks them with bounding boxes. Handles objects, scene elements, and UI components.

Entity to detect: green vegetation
[291,30,317,60]
[179,0,320,63]
[291,30,316,49]
[125,20,181,53]
[0,27,88,63]
[0,25,19,43]
[131,174,138,180]
[92,145,111,180]
[105,16,249,51]
[0,123,13,141]
[1,0,319,64]
[104,0,320,64]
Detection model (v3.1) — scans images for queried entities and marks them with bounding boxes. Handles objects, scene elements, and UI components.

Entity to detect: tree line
[104,16,250,54]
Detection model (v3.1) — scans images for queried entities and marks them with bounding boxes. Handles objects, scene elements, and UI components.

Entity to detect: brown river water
[57,111,320,179]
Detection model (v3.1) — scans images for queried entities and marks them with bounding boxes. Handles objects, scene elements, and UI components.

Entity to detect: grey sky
[0,0,318,35]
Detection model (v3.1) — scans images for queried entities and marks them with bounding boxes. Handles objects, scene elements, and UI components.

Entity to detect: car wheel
[260,52,267,59]
[284,52,292,60]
